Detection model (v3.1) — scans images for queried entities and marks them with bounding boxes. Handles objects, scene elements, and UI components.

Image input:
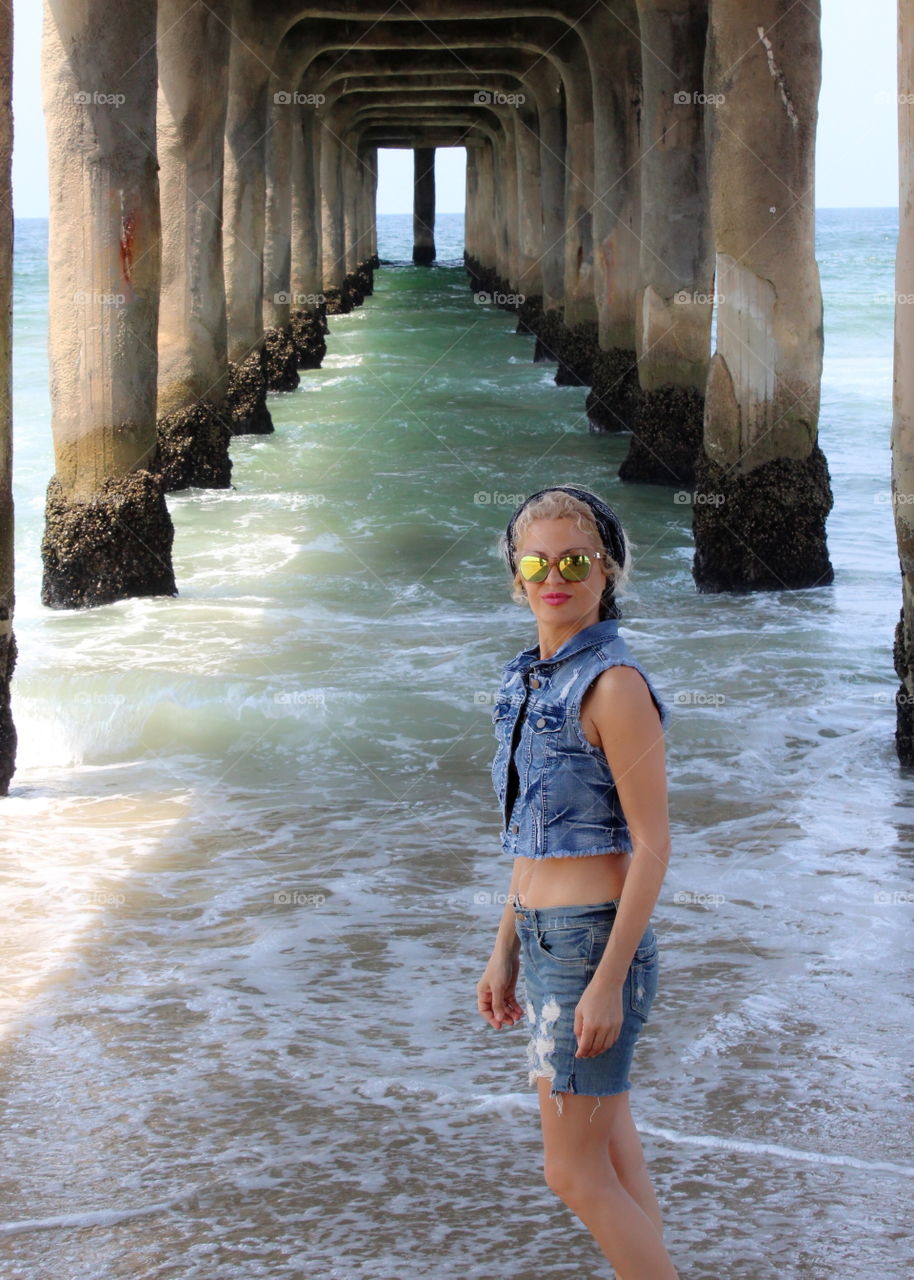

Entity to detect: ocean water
[0,208,912,1280]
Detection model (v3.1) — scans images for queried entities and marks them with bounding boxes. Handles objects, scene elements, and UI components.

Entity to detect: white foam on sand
[466,1092,914,1180]
[0,1188,198,1237]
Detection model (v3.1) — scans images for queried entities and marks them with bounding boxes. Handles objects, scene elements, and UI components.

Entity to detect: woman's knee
[543,1151,618,1207]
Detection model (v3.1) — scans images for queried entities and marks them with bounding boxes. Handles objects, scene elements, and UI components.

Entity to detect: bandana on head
[505,485,626,574]
[504,485,627,619]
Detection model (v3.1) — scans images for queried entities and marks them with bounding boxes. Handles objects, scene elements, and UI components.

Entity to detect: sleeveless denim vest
[490,618,670,858]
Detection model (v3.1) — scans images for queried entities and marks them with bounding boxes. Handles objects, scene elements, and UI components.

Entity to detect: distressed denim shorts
[512,899,659,1111]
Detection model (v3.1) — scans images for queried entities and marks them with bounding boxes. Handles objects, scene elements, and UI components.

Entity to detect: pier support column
[358,145,376,285]
[514,99,544,303]
[488,127,518,299]
[497,120,519,296]
[0,0,14,789]
[320,125,348,313]
[475,140,497,280]
[354,144,375,295]
[223,8,273,435]
[537,42,598,386]
[367,146,379,265]
[465,139,499,297]
[290,105,326,369]
[40,0,176,610]
[892,0,914,763]
[503,75,549,337]
[524,70,566,363]
[693,0,832,592]
[535,69,565,315]
[465,145,479,266]
[618,0,713,481]
[155,0,232,492]
[341,138,368,304]
[262,86,300,393]
[580,6,641,428]
[559,45,597,338]
[412,147,436,266]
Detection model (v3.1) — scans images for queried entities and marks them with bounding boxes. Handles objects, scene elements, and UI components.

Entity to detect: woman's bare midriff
[513,850,631,908]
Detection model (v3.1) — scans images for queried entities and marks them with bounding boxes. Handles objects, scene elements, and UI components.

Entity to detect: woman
[477,483,680,1280]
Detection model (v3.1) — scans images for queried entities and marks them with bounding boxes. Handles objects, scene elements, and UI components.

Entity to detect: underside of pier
[0,2,911,781]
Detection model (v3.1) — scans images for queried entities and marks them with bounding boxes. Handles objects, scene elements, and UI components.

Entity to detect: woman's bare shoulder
[586,663,655,704]
[580,664,661,747]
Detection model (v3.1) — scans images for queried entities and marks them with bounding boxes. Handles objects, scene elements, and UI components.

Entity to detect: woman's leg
[537,1079,680,1280]
[604,1088,667,1239]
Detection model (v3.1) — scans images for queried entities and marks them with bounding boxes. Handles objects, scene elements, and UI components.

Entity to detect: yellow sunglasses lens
[518,555,550,581]
[558,554,592,582]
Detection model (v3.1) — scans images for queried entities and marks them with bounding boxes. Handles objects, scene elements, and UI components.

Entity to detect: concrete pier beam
[39,0,176,610]
[0,0,14,790]
[155,0,233,493]
[693,0,832,592]
[892,0,914,763]
[222,6,273,435]
[413,147,437,265]
[278,14,587,334]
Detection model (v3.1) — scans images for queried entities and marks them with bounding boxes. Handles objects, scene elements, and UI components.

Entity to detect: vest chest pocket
[492,696,519,745]
[527,702,565,734]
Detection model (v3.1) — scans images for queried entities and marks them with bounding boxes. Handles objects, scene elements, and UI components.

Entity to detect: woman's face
[514,516,609,628]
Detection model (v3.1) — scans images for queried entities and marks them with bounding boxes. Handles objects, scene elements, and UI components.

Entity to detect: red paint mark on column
[120,212,137,285]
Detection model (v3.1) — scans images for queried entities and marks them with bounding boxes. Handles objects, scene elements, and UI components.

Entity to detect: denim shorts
[512,899,659,1109]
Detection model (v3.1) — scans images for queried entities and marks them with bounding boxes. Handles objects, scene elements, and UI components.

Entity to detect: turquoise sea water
[0,209,912,1279]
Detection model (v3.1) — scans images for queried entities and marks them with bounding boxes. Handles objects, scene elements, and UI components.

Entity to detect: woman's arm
[575,664,672,1056]
[476,857,525,1030]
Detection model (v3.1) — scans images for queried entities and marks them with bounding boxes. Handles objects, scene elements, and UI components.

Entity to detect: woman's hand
[574,975,624,1057]
[477,950,524,1029]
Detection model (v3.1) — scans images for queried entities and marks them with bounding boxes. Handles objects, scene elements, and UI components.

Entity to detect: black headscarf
[504,484,628,620]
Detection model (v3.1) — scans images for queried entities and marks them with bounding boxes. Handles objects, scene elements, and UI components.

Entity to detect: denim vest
[490,618,670,858]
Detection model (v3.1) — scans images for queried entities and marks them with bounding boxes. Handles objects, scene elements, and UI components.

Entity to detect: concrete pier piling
[155,0,233,492]
[27,1,836,605]
[692,0,832,593]
[40,0,176,611]
[617,0,712,485]
[413,148,437,266]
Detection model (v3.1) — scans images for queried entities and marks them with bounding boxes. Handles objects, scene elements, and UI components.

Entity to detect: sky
[11,0,899,218]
